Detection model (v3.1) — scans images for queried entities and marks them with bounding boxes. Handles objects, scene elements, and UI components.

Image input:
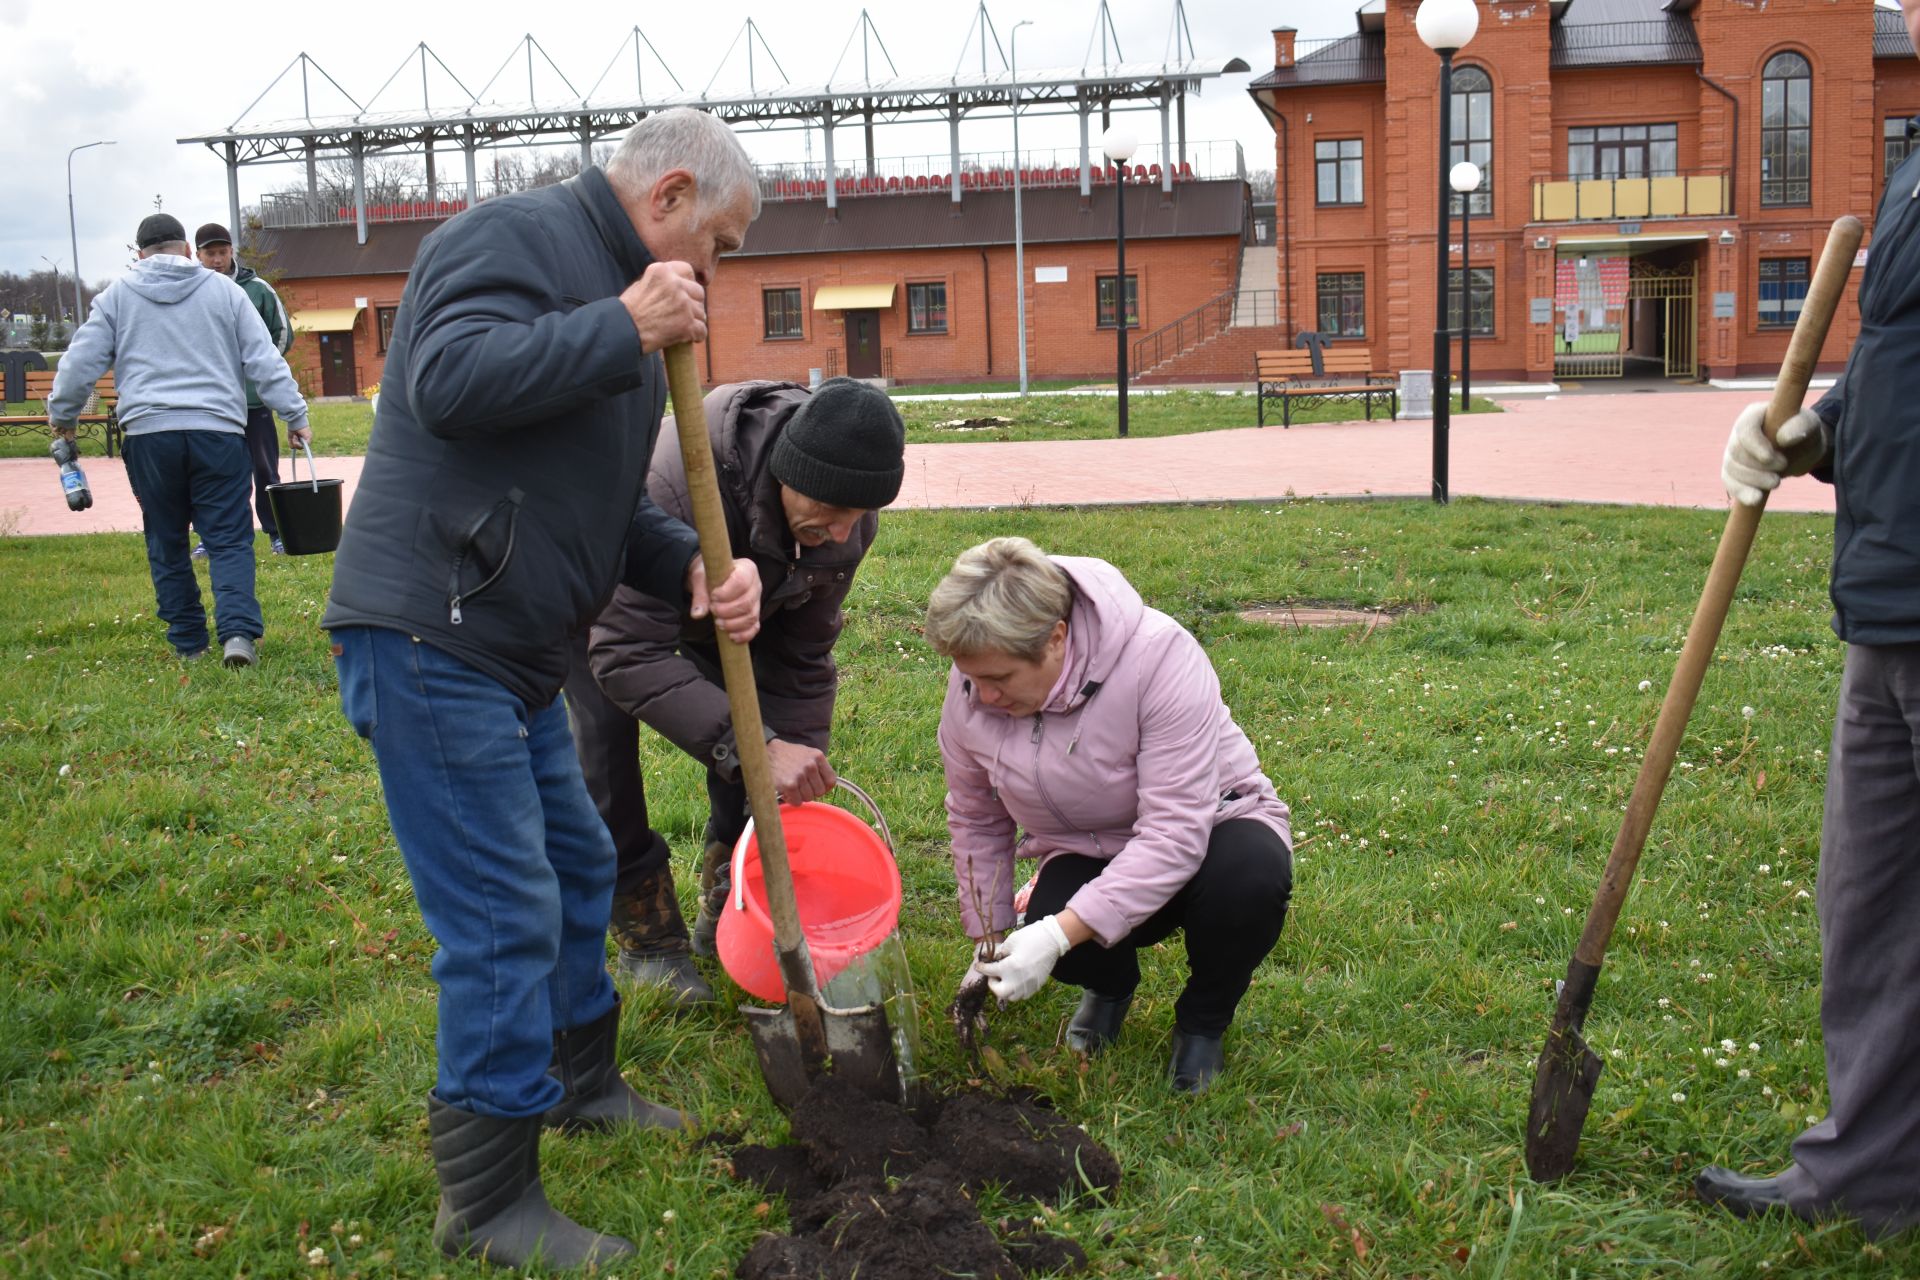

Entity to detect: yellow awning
[291,307,363,333]
[811,284,895,311]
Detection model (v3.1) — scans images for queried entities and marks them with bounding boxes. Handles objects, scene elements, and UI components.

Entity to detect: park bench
[1256,349,1397,428]
[0,370,121,456]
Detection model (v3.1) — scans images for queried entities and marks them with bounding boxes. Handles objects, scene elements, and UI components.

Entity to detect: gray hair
[606,108,761,222]
[924,537,1073,661]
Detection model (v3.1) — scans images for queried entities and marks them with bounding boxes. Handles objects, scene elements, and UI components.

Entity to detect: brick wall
[1258,0,1912,382]
[698,236,1241,386]
[272,272,406,398]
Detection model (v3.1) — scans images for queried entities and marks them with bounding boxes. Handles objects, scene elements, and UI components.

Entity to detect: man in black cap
[49,213,308,667]
[572,377,907,1002]
[194,223,293,554]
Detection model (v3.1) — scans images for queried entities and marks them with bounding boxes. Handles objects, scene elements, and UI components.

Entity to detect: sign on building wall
[1034,266,1068,283]
[1712,292,1736,319]
[1530,297,1553,325]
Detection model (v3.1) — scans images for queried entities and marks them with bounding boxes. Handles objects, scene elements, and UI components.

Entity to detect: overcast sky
[0,0,1341,292]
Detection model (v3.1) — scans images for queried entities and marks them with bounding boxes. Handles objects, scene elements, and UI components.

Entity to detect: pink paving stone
[0,390,1833,539]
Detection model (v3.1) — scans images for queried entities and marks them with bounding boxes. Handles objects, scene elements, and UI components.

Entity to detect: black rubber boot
[608,869,711,1006]
[689,840,732,959]
[541,997,686,1135]
[1064,990,1134,1056]
[1169,1029,1226,1095]
[428,1094,636,1269]
[1695,1166,1811,1221]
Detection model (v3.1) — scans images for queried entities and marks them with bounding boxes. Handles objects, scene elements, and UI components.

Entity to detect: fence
[258,181,517,229]
[754,140,1246,203]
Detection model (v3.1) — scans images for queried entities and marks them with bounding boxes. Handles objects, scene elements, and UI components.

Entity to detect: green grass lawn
[4,394,1500,460]
[3,500,1906,1277]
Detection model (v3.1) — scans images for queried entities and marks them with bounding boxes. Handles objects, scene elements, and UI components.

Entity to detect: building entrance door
[319,331,358,397]
[844,310,882,379]
[1553,255,1697,380]
[1630,263,1698,380]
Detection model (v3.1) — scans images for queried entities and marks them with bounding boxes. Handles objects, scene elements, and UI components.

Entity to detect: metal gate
[1552,258,1697,380]
[1633,264,1698,380]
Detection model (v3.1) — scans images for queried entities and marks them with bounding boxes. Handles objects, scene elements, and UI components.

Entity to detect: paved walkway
[0,389,1833,538]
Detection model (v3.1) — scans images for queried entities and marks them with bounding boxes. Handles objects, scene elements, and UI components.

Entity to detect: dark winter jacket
[588,381,878,779]
[232,263,290,408]
[321,167,701,708]
[1812,123,1920,645]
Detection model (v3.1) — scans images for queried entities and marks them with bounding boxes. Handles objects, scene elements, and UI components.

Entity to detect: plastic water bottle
[49,437,92,512]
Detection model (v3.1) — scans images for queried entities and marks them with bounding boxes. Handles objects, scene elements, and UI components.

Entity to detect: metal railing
[755,140,1246,202]
[1132,288,1281,372]
[1531,171,1729,222]
[259,181,520,229]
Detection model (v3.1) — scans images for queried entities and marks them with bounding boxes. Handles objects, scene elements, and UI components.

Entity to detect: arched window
[1761,51,1812,206]
[1450,66,1493,216]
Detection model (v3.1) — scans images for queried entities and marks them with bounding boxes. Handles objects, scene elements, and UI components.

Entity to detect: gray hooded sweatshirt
[49,253,308,438]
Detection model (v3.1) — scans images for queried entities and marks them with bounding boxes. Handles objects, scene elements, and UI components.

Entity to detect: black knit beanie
[768,378,907,509]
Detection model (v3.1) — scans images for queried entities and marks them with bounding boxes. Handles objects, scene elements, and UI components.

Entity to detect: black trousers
[1026,819,1293,1037]
[243,405,281,537]
[563,635,748,899]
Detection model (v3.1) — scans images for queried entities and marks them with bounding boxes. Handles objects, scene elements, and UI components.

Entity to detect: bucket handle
[290,440,322,492]
[732,776,895,913]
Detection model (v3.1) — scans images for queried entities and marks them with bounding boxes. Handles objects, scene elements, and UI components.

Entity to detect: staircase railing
[1132,288,1283,372]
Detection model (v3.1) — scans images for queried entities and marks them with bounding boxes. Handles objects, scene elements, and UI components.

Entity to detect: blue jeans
[332,626,618,1117]
[122,428,261,654]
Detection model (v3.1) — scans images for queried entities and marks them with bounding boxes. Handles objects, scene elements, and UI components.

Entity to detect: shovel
[1524,215,1863,1182]
[662,344,904,1112]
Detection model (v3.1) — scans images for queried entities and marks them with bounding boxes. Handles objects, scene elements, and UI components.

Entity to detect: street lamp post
[39,257,65,340]
[66,140,116,324]
[1450,160,1483,412]
[1416,0,1478,505]
[1102,124,1138,437]
[1011,19,1034,396]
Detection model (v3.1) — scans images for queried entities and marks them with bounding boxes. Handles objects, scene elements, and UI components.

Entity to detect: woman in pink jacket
[927,537,1294,1093]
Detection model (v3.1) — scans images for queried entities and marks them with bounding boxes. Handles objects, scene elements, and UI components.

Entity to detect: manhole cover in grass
[1239,603,1419,630]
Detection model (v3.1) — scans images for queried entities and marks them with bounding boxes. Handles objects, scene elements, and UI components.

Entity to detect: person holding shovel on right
[1701,65,1920,1235]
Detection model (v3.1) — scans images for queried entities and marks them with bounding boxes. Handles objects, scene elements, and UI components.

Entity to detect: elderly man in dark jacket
[567,377,906,1002]
[1705,82,1920,1240]
[321,109,763,1270]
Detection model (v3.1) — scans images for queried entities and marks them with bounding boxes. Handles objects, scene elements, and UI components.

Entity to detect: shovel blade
[743,1003,905,1112]
[1526,1019,1605,1181]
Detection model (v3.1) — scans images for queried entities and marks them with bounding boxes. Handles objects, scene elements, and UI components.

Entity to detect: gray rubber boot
[608,867,712,1006]
[541,997,687,1135]
[689,840,732,959]
[428,1095,635,1269]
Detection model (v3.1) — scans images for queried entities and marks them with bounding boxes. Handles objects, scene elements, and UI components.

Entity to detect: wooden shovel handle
[662,345,829,1055]
[1570,215,1861,969]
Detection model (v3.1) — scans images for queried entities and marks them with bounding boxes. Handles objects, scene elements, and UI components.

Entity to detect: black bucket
[266,442,344,556]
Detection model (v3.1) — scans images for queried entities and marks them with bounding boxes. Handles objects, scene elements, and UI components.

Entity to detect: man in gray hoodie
[50,212,310,667]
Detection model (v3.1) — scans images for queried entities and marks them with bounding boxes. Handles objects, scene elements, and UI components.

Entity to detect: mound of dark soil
[730,1076,1114,1279]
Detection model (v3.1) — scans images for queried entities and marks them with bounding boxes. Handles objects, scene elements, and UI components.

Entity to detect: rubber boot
[428,1094,636,1269]
[608,867,712,1006]
[1065,989,1134,1057]
[1169,1029,1226,1095]
[541,997,687,1135]
[689,839,732,959]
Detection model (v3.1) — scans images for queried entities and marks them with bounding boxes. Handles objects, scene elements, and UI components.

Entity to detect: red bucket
[717,783,902,1004]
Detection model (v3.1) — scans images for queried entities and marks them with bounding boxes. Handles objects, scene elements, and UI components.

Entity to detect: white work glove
[975,915,1072,1004]
[1722,401,1830,507]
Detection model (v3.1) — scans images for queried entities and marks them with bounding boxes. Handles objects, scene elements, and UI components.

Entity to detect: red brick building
[256,178,1248,396]
[1250,0,1920,382]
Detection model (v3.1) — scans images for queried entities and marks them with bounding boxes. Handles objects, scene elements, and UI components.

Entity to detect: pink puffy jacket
[939,556,1291,947]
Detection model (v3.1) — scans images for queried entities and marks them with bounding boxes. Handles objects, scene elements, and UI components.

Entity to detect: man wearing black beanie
[568,377,906,1001]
